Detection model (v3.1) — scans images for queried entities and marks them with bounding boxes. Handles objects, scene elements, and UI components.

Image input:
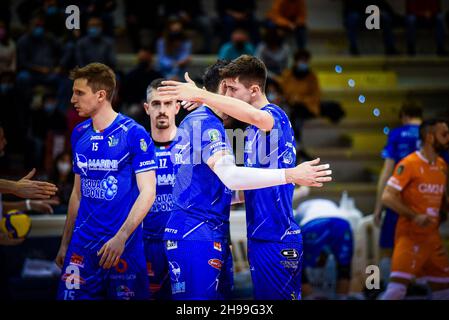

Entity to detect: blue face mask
[88,27,100,38]
[267,92,277,102]
[32,26,45,37]
[296,62,309,72]
[46,6,58,15]
[44,102,57,113]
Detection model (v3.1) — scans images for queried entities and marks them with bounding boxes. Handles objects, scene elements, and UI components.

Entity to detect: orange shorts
[391,233,449,283]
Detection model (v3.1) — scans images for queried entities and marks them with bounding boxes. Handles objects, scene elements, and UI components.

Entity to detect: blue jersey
[143,138,179,240]
[71,113,157,250]
[163,106,233,241]
[381,124,420,164]
[244,104,299,242]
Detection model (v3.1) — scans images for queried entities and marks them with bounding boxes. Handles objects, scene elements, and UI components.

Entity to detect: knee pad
[380,282,407,300]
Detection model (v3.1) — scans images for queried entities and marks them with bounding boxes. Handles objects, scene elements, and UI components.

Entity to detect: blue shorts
[164,240,228,300]
[247,238,303,300]
[57,240,150,300]
[144,239,171,300]
[219,243,234,300]
[379,208,398,249]
[302,217,353,268]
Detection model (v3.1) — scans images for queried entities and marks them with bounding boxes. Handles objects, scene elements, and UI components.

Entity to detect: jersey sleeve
[381,129,397,160]
[70,122,89,176]
[201,119,233,163]
[387,158,413,192]
[263,104,283,131]
[127,125,157,174]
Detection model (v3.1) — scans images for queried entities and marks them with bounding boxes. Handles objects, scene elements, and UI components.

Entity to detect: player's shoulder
[436,156,448,170]
[118,114,147,134]
[262,103,285,116]
[71,118,92,140]
[397,151,420,169]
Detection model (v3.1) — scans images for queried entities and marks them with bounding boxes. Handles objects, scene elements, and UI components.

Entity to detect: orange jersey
[387,151,447,237]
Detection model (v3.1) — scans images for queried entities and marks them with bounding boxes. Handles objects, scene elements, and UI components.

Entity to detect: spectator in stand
[156,18,192,80]
[16,16,62,97]
[215,0,260,45]
[75,17,116,68]
[255,26,290,78]
[42,0,66,38]
[341,0,398,55]
[406,0,447,56]
[161,0,214,53]
[266,0,308,50]
[277,50,345,158]
[0,20,15,74]
[122,47,163,107]
[218,28,255,61]
[124,1,164,52]
[85,0,117,38]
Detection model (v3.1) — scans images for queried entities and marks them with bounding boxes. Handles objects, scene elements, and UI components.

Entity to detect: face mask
[296,62,309,72]
[57,162,71,174]
[0,28,6,41]
[46,6,58,15]
[88,27,100,38]
[44,102,57,113]
[32,26,45,37]
[267,92,277,102]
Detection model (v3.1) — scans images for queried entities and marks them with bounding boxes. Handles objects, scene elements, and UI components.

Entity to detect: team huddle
[55,56,332,300]
[53,54,449,301]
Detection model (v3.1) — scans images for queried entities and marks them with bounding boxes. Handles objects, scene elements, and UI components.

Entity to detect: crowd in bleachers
[0,0,448,213]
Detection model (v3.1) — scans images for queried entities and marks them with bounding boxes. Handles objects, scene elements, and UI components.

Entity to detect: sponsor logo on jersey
[208,259,223,270]
[397,165,404,175]
[208,129,220,142]
[108,135,119,147]
[280,249,299,260]
[152,194,174,212]
[90,135,103,140]
[213,242,222,252]
[165,228,178,234]
[115,259,128,273]
[285,229,301,235]
[157,174,175,186]
[169,261,186,294]
[75,153,119,173]
[282,151,294,165]
[69,253,84,268]
[81,175,119,201]
[140,138,148,152]
[418,183,444,194]
[140,160,156,167]
[116,285,135,299]
[166,240,178,250]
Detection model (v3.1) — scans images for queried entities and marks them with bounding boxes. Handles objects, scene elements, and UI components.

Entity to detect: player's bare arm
[158,73,274,131]
[382,185,434,227]
[0,168,58,199]
[98,170,156,269]
[55,174,81,268]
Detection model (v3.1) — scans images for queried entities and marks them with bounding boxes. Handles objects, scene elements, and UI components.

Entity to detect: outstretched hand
[13,169,58,199]
[286,158,332,187]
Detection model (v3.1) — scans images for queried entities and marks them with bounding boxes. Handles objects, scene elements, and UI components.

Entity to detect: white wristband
[25,199,31,211]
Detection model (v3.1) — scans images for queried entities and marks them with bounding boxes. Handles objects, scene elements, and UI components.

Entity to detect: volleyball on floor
[0,210,32,239]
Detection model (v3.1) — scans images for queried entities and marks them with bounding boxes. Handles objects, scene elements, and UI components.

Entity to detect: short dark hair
[219,55,267,92]
[419,119,447,141]
[70,63,116,101]
[146,78,166,101]
[400,101,423,119]
[202,59,230,93]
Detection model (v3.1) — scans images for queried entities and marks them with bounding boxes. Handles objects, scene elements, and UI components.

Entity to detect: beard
[155,117,169,129]
[434,140,449,153]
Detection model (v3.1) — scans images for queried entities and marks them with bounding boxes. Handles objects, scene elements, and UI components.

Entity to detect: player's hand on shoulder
[287,158,332,187]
